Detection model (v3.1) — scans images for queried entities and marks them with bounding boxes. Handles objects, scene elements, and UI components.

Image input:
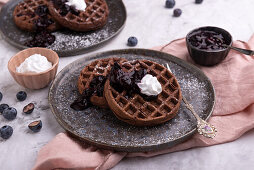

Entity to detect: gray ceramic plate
[49,49,215,152]
[0,0,126,57]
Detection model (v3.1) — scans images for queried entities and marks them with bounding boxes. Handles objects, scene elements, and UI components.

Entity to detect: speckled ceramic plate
[49,49,215,152]
[0,0,126,57]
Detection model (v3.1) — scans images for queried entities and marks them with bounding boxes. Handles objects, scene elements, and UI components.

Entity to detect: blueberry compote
[109,62,157,101]
[25,5,56,47]
[70,75,107,111]
[188,30,227,50]
[52,0,80,16]
[26,31,55,47]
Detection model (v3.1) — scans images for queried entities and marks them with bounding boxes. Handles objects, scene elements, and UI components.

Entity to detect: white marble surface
[1,0,254,169]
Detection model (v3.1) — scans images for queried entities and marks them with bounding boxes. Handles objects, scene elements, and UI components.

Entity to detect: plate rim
[0,0,127,57]
[48,48,215,152]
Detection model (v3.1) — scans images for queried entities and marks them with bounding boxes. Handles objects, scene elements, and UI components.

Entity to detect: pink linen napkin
[0,0,8,5]
[32,34,254,170]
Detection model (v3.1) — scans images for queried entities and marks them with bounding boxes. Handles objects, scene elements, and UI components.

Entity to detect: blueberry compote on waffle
[109,62,157,100]
[188,30,227,50]
[71,61,160,111]
[52,0,80,16]
[25,5,56,47]
[71,75,107,111]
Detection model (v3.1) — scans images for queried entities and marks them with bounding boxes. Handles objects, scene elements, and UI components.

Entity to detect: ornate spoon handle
[165,63,217,138]
[182,97,217,138]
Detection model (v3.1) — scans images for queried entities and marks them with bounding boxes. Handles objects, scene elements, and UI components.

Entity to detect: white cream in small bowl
[8,47,59,89]
[16,54,53,74]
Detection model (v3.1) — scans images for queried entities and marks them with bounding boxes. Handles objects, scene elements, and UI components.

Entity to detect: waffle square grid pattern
[111,60,181,120]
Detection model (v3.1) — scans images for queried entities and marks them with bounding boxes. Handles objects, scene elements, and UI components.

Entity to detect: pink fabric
[0,0,8,5]
[32,35,254,170]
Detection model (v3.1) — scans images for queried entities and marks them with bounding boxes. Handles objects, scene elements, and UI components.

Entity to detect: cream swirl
[137,74,162,96]
[66,0,87,11]
[16,54,52,73]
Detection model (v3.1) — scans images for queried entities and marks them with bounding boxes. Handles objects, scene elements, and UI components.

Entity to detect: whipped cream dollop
[66,0,87,11]
[137,74,162,96]
[16,54,52,73]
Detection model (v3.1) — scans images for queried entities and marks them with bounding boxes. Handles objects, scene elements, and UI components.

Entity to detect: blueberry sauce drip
[189,30,227,50]
[109,62,157,100]
[71,62,159,111]
[90,75,107,97]
[25,30,55,47]
[71,75,107,111]
[52,0,80,16]
[25,5,56,47]
[35,5,49,17]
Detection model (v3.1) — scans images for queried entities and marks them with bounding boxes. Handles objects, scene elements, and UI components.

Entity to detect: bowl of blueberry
[186,26,232,66]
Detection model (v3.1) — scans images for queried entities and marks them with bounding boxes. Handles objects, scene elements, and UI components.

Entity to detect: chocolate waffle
[78,58,127,108]
[48,0,109,32]
[13,0,60,32]
[104,60,182,126]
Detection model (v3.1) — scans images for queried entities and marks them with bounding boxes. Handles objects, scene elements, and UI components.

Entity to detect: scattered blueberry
[0,104,9,114]
[165,0,175,8]
[16,91,27,101]
[3,107,17,120]
[28,120,42,132]
[173,8,182,17]
[195,0,203,4]
[23,103,35,114]
[0,125,13,139]
[0,92,2,102]
[127,37,138,47]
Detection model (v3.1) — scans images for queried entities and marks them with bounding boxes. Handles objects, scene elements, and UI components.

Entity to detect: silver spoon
[164,63,217,138]
[224,45,254,56]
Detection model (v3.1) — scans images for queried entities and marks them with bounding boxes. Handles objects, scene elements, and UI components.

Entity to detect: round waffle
[13,0,60,32]
[104,59,182,126]
[78,58,127,108]
[48,0,109,32]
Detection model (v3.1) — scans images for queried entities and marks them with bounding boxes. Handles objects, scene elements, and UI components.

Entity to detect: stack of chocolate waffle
[77,58,182,126]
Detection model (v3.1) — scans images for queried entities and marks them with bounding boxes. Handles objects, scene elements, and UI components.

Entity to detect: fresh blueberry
[0,125,13,139]
[3,107,17,120]
[23,103,35,114]
[28,120,42,132]
[195,0,203,4]
[16,91,27,101]
[165,0,175,8]
[0,92,2,102]
[173,8,182,17]
[0,104,9,114]
[127,37,138,47]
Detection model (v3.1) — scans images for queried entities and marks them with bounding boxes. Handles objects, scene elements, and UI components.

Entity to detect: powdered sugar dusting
[1,0,126,56]
[48,28,110,51]
[49,51,215,152]
[94,63,110,73]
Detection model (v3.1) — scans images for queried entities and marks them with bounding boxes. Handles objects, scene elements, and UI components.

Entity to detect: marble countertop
[1,0,254,169]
